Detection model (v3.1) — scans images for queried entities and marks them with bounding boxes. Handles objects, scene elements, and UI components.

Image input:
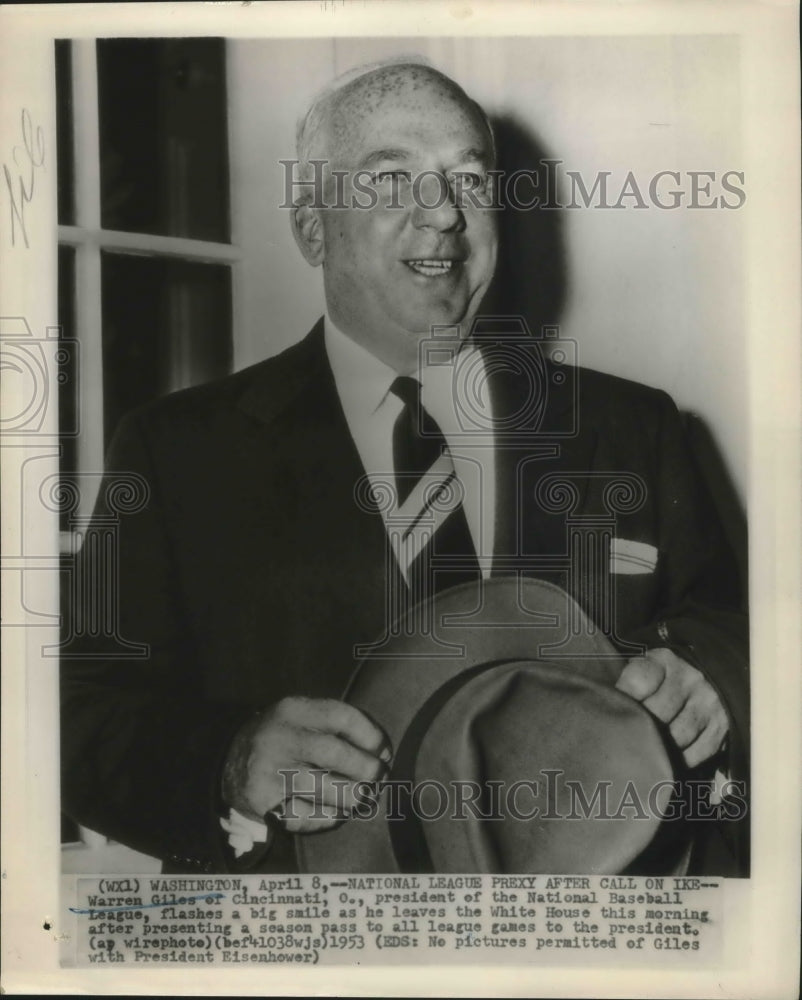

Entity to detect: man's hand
[221,697,390,833]
[615,647,728,768]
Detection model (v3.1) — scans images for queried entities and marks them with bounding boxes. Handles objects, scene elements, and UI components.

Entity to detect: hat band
[386,658,515,873]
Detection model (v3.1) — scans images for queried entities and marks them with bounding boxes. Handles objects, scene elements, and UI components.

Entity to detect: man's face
[314,71,498,372]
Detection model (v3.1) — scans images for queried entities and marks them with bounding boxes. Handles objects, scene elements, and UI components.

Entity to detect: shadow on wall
[481,114,569,334]
[480,115,748,607]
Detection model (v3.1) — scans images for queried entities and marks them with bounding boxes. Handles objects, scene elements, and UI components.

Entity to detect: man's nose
[410,171,464,232]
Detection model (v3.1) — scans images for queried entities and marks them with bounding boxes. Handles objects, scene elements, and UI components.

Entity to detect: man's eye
[370,170,412,185]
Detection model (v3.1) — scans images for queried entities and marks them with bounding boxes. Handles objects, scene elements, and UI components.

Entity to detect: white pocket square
[610,538,658,575]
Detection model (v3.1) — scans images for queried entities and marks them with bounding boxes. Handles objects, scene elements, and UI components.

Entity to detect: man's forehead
[338,64,464,108]
[328,66,489,156]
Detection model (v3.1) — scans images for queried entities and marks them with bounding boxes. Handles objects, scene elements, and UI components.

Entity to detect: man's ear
[290,203,325,266]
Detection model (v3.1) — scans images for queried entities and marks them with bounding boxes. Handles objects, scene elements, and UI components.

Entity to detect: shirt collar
[324,313,489,426]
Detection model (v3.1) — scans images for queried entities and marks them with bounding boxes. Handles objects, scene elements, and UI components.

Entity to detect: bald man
[61,62,748,875]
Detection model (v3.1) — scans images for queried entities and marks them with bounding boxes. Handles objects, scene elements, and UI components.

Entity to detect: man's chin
[402,301,475,338]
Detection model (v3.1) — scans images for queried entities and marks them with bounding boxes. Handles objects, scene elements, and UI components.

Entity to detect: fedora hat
[298,577,687,874]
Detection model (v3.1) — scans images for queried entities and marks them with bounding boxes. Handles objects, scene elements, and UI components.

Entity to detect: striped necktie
[390,375,481,601]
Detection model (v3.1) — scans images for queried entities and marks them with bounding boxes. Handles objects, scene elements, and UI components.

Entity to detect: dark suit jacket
[60,320,749,875]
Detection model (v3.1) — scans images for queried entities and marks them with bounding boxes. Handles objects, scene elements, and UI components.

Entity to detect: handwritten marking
[69,891,226,915]
[3,108,45,248]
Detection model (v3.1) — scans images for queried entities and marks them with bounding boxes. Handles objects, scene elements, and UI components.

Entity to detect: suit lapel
[237,319,390,557]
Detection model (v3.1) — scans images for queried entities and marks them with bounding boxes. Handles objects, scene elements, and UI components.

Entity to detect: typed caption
[63,874,722,967]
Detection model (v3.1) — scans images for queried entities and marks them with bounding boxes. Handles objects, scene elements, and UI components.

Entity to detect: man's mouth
[404,259,459,277]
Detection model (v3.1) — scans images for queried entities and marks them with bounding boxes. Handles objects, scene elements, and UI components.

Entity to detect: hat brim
[298,577,674,873]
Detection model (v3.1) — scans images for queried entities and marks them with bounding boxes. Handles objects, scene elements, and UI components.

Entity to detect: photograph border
[1,2,800,996]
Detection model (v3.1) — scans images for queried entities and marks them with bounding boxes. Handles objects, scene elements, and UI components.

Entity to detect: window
[57,37,236,525]
[56,37,236,870]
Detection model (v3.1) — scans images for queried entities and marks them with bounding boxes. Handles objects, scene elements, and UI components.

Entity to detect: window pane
[101,252,232,444]
[55,40,75,226]
[97,38,230,241]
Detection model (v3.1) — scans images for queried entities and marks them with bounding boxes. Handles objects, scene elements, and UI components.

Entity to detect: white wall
[227,36,747,501]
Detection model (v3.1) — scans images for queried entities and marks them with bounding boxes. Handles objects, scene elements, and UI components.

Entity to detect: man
[61,60,748,875]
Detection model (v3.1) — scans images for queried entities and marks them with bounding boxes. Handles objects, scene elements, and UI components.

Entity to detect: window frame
[57,38,241,534]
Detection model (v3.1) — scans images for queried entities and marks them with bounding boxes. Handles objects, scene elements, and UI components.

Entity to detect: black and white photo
[1,2,799,995]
